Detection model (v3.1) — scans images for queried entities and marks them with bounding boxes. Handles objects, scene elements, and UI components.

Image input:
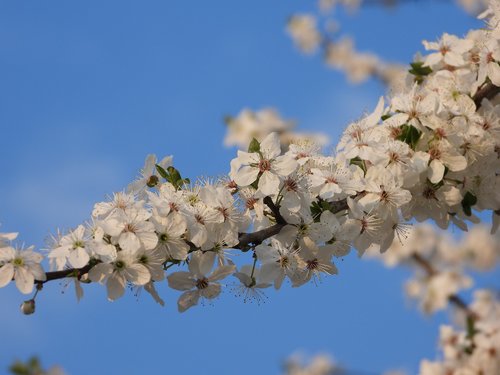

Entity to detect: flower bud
[20,299,35,315]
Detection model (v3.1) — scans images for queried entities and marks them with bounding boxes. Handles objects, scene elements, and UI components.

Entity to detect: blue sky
[0,1,498,374]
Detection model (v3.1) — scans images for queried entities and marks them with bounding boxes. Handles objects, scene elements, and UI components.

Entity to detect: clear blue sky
[0,1,497,374]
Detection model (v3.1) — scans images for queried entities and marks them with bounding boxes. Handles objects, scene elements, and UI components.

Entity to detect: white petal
[167,272,196,291]
[166,240,190,261]
[88,263,113,283]
[0,263,14,288]
[138,231,158,250]
[75,280,84,302]
[258,171,280,196]
[444,52,465,66]
[167,214,187,238]
[144,281,165,306]
[428,159,445,184]
[364,97,385,127]
[272,156,298,177]
[200,283,221,299]
[118,232,141,253]
[178,290,200,312]
[233,166,259,187]
[196,251,216,278]
[424,53,442,67]
[124,264,151,286]
[68,248,90,269]
[15,266,35,294]
[259,263,281,284]
[209,264,236,282]
[260,133,281,159]
[27,264,46,281]
[488,62,500,87]
[444,154,467,172]
[107,273,126,301]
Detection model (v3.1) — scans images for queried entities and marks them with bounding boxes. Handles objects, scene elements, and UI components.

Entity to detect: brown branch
[234,223,287,250]
[37,264,94,284]
[263,196,287,225]
[474,83,500,108]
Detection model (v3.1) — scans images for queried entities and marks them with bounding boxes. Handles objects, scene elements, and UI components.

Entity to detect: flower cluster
[367,224,500,313]
[287,0,491,89]
[0,3,499,317]
[224,107,329,151]
[419,289,500,375]
[0,231,45,294]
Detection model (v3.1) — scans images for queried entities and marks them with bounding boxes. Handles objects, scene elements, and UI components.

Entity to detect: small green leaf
[155,164,169,179]
[248,138,261,153]
[349,157,367,174]
[409,61,432,76]
[310,201,323,221]
[396,124,422,150]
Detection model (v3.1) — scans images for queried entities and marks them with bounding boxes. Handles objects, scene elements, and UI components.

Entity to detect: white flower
[48,225,90,270]
[358,166,412,219]
[224,108,292,149]
[308,158,362,201]
[255,240,301,289]
[423,33,474,67]
[427,140,467,184]
[233,264,271,303]
[152,213,190,261]
[167,251,235,312]
[287,14,321,54]
[0,246,46,294]
[92,192,143,220]
[390,85,437,130]
[100,211,158,253]
[88,252,151,301]
[230,132,298,196]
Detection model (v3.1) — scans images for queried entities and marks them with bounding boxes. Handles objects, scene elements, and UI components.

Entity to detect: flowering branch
[411,253,477,318]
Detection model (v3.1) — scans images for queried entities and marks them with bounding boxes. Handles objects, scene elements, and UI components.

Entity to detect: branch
[263,196,287,225]
[474,82,500,108]
[234,223,287,250]
[37,264,94,284]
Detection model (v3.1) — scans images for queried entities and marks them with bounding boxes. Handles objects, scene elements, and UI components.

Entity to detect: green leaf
[409,61,432,77]
[461,191,477,217]
[167,166,181,183]
[349,157,367,174]
[248,138,261,153]
[155,164,169,179]
[396,124,422,150]
[310,201,323,221]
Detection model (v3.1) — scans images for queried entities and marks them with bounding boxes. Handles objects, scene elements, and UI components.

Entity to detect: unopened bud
[20,299,35,315]
[146,175,159,188]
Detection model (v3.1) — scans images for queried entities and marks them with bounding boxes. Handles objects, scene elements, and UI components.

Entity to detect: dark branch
[37,264,94,284]
[263,196,287,225]
[474,83,500,108]
[234,223,287,250]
